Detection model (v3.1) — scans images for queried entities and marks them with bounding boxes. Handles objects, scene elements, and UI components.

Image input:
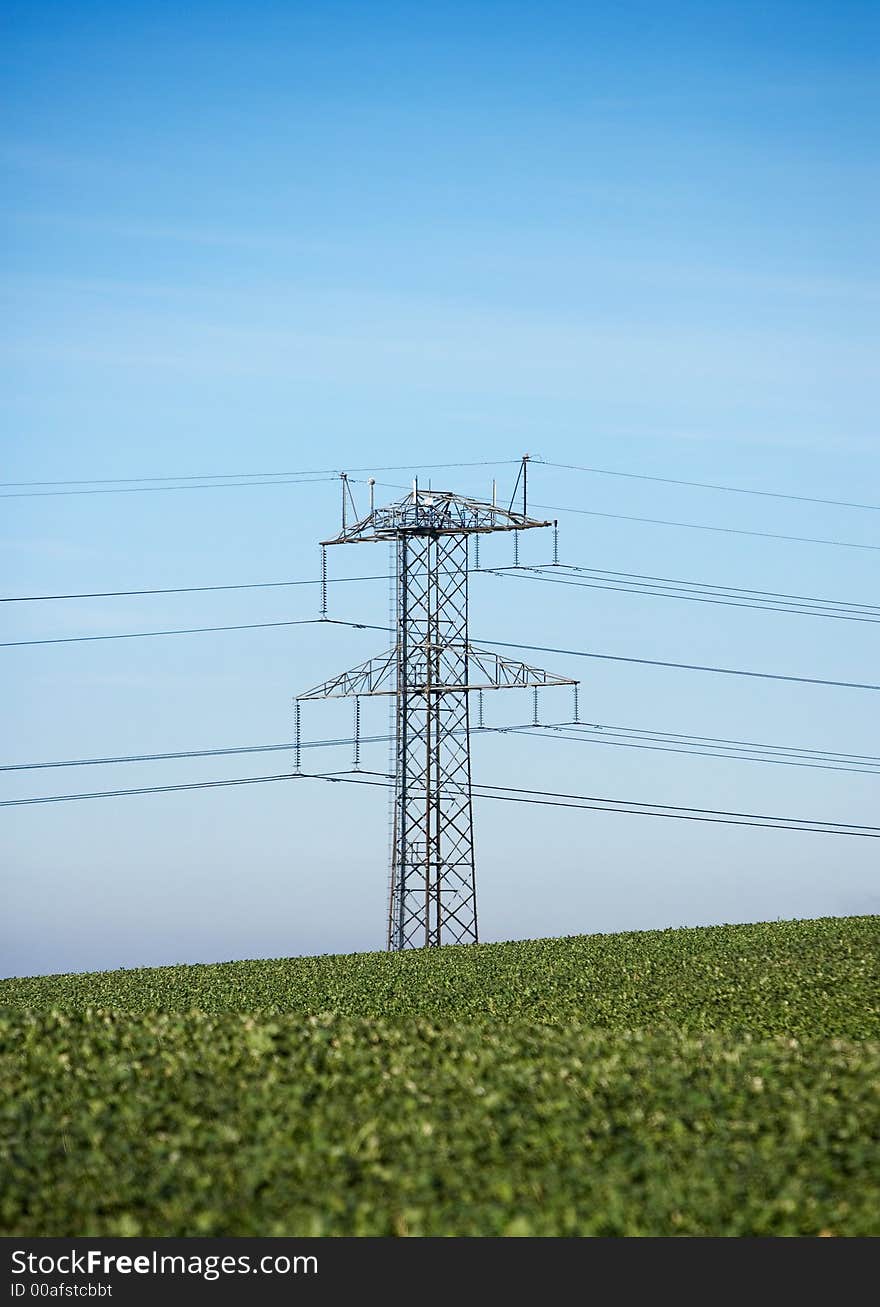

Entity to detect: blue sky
[2,1,878,976]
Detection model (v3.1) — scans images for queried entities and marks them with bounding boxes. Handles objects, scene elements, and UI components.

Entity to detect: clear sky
[2,1,878,977]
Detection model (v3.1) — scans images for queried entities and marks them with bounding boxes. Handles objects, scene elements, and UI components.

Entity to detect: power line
[6,456,875,514]
[3,721,875,778]
[542,721,880,764]
[5,611,877,694]
[548,565,880,615]
[489,564,880,624]
[342,771,880,836]
[3,767,877,839]
[472,778,880,831]
[0,459,519,497]
[321,621,880,693]
[4,713,878,777]
[9,562,877,619]
[1,574,390,603]
[530,500,880,553]
[12,459,865,549]
[0,740,331,773]
[479,634,880,694]
[471,789,880,838]
[0,770,341,806]
[360,477,880,554]
[515,726,880,777]
[0,476,341,500]
[536,459,880,514]
[9,560,875,620]
[0,723,527,773]
[0,616,372,649]
[1,472,330,489]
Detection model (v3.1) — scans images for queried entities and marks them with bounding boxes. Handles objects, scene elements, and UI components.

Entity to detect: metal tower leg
[387,533,478,950]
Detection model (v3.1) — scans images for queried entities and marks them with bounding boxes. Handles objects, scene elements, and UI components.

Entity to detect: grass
[2,915,878,1236]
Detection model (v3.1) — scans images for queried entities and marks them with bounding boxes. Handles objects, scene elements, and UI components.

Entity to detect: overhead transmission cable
[487,564,880,623]
[0,459,520,498]
[359,477,880,553]
[0,476,341,500]
[511,725,880,777]
[2,613,878,694]
[0,616,355,648]
[4,720,878,778]
[533,459,880,514]
[6,455,877,514]
[0,574,391,603]
[6,561,877,621]
[0,722,533,774]
[2,769,877,840]
[529,501,880,554]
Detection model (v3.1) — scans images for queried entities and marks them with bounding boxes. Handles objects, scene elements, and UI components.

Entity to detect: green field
[2,916,878,1236]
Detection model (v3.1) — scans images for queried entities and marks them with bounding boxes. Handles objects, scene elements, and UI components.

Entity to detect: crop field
[2,916,878,1236]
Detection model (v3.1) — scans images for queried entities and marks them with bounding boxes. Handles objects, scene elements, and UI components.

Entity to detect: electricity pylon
[297,460,577,951]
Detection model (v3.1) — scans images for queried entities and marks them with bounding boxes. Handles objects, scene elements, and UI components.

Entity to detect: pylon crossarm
[296,648,398,699]
[297,642,576,700]
[321,488,551,546]
[465,645,577,689]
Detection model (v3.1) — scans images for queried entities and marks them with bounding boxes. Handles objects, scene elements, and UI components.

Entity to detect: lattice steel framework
[297,466,577,951]
[390,531,475,948]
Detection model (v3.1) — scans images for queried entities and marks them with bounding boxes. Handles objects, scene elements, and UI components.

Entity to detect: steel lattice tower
[297,461,577,951]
